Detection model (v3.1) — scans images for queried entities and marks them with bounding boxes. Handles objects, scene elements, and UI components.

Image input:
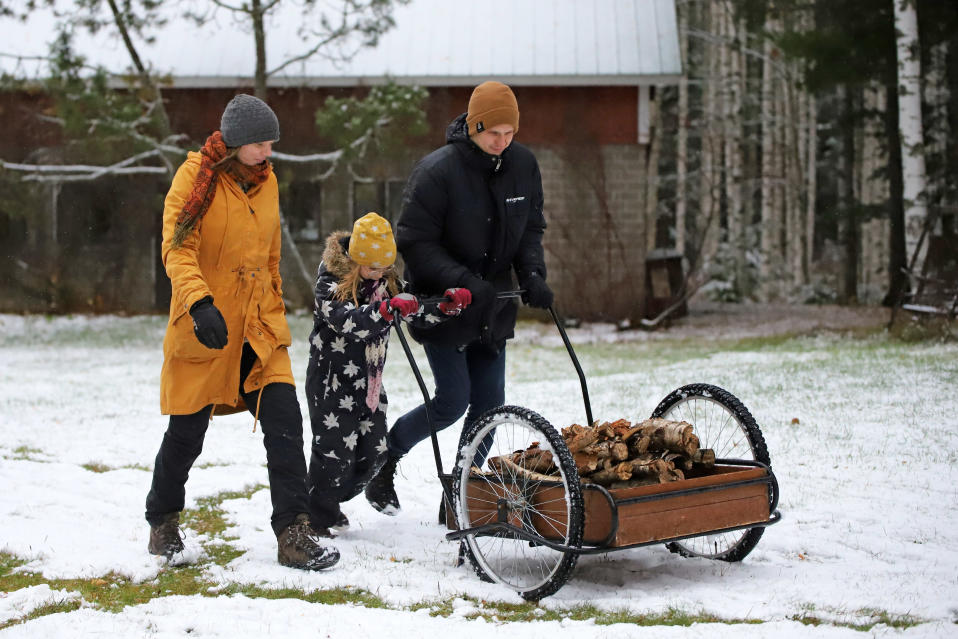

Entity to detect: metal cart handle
[390,289,594,500]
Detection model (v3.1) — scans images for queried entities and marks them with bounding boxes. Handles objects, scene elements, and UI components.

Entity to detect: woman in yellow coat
[144,94,338,571]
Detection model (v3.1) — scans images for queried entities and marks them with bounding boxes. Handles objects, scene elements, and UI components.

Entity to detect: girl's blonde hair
[333,262,401,306]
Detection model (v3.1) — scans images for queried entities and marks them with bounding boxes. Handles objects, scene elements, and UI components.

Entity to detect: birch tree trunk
[675,0,689,256]
[759,7,782,301]
[894,0,929,272]
[698,0,721,274]
[645,89,662,252]
[805,91,817,277]
[837,85,858,302]
[783,72,801,293]
[722,7,745,296]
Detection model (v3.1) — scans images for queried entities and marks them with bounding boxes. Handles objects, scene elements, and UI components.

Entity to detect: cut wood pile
[488,418,716,489]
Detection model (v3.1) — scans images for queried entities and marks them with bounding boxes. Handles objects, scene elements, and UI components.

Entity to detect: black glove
[190,297,228,349]
[464,276,498,352]
[464,276,496,312]
[521,274,554,309]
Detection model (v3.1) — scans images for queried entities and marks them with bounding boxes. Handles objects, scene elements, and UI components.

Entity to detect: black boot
[364,453,402,515]
[148,511,185,558]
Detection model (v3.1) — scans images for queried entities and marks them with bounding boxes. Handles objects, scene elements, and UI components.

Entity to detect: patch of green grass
[0,598,84,630]
[82,461,112,473]
[409,598,759,626]
[5,445,45,461]
[182,484,266,537]
[790,606,925,631]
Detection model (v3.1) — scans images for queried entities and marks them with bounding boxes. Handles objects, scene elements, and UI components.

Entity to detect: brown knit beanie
[466,81,519,136]
[348,212,396,268]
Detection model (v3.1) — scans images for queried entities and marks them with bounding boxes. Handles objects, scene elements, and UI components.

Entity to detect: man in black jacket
[364,81,554,514]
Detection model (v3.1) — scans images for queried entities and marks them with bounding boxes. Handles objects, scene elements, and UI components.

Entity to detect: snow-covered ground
[1,305,956,638]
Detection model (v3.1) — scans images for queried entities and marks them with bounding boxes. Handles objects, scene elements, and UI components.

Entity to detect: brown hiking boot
[277,514,340,570]
[148,512,184,558]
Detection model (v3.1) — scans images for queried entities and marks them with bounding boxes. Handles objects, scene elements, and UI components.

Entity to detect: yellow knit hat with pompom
[348,212,396,268]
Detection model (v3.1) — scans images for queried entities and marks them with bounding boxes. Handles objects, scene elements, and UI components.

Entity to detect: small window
[284,180,323,242]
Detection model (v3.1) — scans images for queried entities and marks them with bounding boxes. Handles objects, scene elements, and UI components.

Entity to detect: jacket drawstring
[251,385,264,433]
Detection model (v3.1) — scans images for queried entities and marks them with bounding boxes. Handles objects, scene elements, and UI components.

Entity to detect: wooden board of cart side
[576,465,771,546]
[450,465,771,549]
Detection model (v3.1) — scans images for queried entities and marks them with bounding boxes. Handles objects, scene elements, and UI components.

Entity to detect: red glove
[439,288,472,316]
[379,293,419,322]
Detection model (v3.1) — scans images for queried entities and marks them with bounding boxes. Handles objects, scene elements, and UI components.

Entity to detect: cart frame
[390,292,781,597]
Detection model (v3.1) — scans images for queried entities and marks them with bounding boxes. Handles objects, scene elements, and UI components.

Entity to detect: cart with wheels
[391,292,781,601]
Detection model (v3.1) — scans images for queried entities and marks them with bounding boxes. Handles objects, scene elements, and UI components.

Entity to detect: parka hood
[445,113,470,144]
[322,231,356,280]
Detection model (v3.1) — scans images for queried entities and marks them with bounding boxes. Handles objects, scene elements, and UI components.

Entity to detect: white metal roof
[1,0,682,87]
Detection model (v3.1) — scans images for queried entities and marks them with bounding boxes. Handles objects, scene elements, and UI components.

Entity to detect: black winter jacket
[396,113,547,348]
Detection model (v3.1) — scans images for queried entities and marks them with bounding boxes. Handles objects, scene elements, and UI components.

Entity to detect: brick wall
[534,144,648,322]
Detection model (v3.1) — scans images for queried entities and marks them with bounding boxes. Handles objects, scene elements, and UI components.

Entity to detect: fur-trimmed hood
[321,231,356,280]
[321,230,401,292]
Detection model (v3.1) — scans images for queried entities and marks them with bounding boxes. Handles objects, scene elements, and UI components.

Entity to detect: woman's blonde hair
[333,262,401,306]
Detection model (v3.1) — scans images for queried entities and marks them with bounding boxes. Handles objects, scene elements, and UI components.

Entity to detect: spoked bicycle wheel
[651,383,771,561]
[453,405,583,601]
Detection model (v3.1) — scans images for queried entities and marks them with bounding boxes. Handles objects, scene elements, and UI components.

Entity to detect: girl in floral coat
[306,212,471,533]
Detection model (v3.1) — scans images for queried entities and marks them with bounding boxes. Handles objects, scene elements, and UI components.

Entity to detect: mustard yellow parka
[160,151,293,415]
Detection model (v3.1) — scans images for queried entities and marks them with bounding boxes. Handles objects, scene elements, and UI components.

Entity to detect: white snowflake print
[342,317,356,333]
[355,329,370,339]
[370,308,383,322]
[321,300,332,317]
[327,281,339,293]
[339,395,356,411]
[313,435,322,445]
[353,377,366,390]
[331,336,347,353]
[425,312,440,324]
[358,418,373,435]
[375,437,388,455]
[323,412,340,429]
[310,333,323,349]
[343,361,360,377]
[324,450,339,460]
[330,374,341,392]
[342,431,358,450]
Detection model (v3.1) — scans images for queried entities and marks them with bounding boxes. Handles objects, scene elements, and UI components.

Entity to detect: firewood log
[662,452,693,472]
[692,448,716,468]
[563,424,599,453]
[628,455,673,480]
[513,448,555,473]
[573,451,599,474]
[611,441,630,461]
[487,455,562,482]
[595,421,616,440]
[588,461,633,485]
[628,435,651,456]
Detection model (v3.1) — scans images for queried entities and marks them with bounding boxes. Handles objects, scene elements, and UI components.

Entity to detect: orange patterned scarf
[171,131,272,248]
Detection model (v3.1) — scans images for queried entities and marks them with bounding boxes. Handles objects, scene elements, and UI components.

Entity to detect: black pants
[145,343,309,536]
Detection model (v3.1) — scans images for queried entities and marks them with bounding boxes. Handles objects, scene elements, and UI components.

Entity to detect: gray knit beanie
[220,94,280,147]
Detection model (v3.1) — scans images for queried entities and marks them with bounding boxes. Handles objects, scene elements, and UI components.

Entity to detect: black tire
[651,383,771,562]
[453,405,583,601]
